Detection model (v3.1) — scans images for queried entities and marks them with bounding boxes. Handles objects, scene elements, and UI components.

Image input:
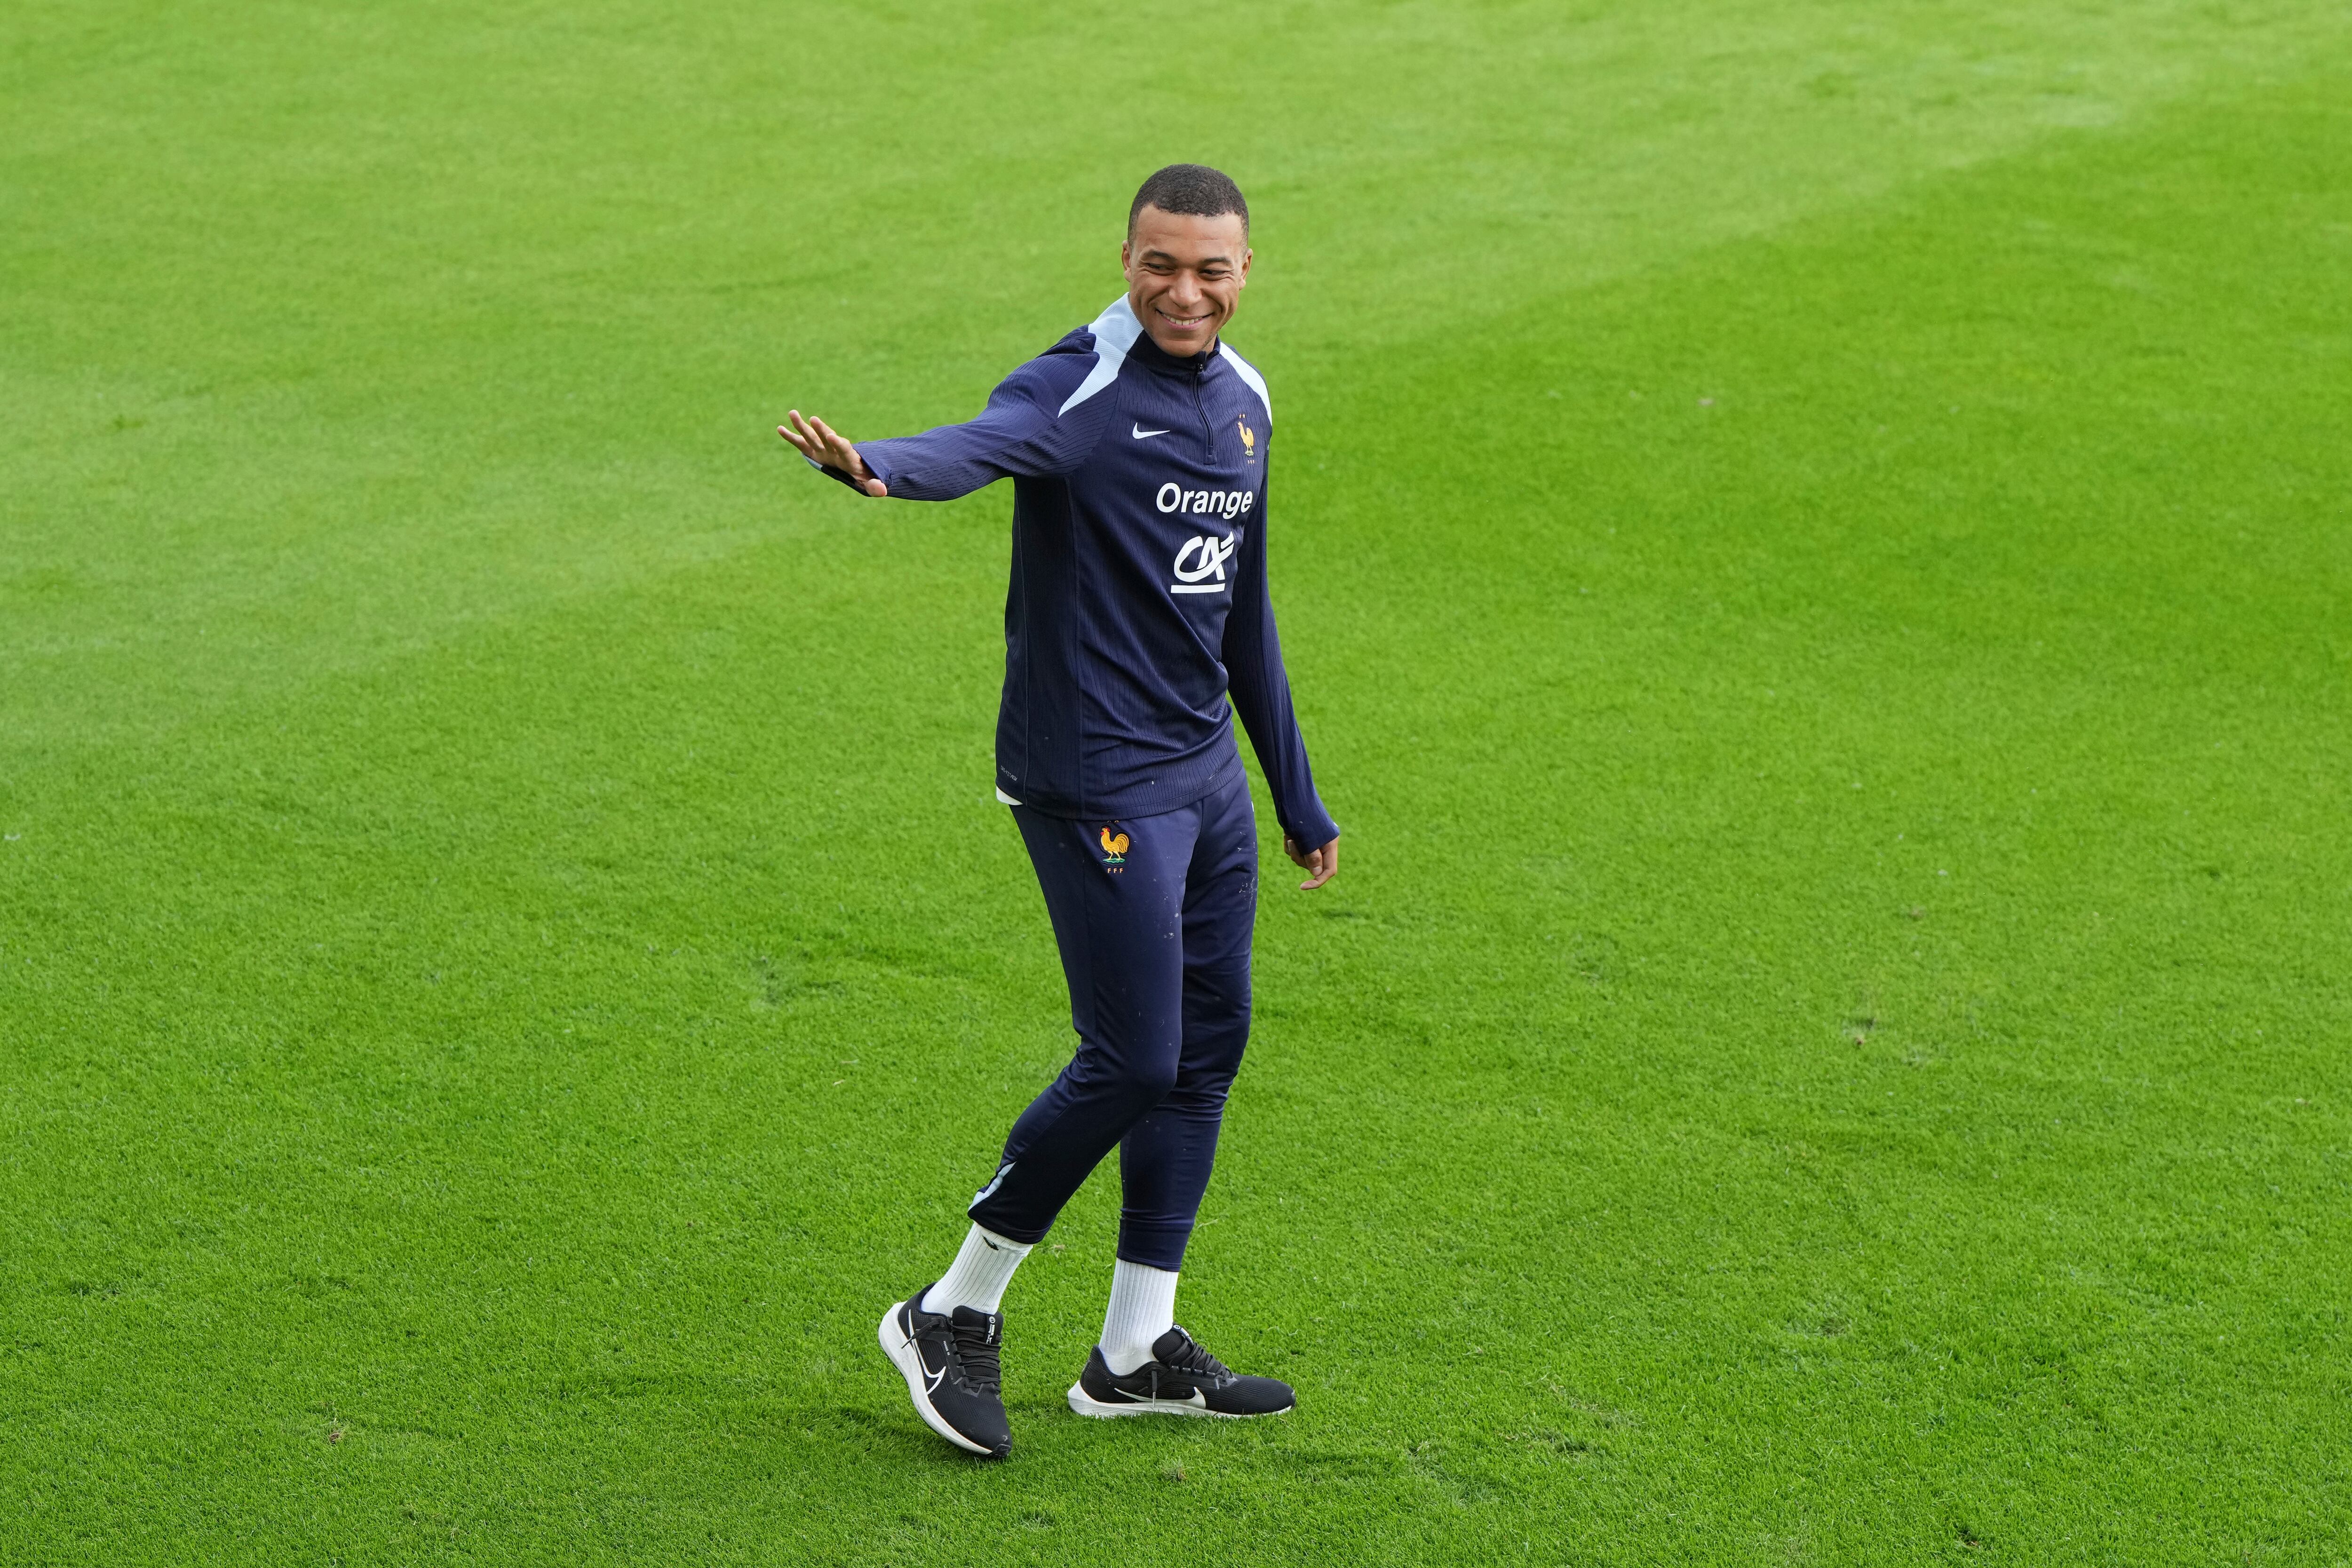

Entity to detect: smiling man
[778,164,1339,1459]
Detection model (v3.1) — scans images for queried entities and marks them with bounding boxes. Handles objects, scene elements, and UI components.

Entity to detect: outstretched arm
[775,354,1108,502]
[778,411,886,495]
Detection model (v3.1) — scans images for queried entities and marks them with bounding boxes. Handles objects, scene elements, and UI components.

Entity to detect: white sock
[921,1224,1032,1316]
[1098,1258,1180,1375]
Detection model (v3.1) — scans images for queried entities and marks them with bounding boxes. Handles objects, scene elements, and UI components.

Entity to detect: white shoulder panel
[1056,296,1144,415]
[1220,342,1272,424]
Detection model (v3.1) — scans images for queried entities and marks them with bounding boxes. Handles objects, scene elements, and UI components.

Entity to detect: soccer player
[778,164,1339,1460]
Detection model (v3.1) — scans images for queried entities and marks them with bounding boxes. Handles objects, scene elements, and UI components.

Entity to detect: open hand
[1284,835,1338,891]
[778,410,886,496]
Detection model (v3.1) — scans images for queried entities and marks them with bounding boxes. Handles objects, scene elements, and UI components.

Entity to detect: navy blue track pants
[968,770,1258,1271]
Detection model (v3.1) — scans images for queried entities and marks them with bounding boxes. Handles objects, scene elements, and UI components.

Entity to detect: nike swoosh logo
[1132,425,1171,439]
[1113,1386,1208,1407]
[904,1316,949,1392]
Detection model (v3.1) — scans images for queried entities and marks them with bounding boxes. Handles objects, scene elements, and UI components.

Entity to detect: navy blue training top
[810,295,1337,851]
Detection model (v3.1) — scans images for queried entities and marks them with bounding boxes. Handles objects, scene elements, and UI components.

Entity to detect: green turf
[6,1,2351,1561]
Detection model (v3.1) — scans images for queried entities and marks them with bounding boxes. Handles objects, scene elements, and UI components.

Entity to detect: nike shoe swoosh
[915,1341,948,1392]
[1113,1386,1208,1408]
[1132,425,1170,439]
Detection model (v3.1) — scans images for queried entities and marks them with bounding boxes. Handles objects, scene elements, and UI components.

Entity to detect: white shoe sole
[1066,1382,1292,1420]
[878,1301,995,1456]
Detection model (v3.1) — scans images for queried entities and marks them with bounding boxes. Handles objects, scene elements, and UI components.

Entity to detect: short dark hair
[1128,164,1248,237]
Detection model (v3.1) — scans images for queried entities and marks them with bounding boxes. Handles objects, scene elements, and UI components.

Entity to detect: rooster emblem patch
[1098,826,1130,867]
[1237,419,1255,458]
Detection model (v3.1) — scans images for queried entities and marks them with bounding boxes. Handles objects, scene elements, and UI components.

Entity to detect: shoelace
[1156,1329,1232,1386]
[948,1317,1003,1395]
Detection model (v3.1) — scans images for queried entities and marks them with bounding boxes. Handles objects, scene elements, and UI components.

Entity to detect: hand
[778,410,887,496]
[1284,835,1338,891]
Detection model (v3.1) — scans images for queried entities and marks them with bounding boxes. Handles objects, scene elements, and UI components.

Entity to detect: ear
[1238,246,1251,286]
[1121,238,1134,280]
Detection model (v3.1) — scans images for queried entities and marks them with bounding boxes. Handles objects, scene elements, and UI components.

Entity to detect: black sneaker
[1067,1324,1295,1419]
[877,1286,1012,1458]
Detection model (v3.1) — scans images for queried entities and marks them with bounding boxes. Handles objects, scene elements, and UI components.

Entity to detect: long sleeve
[1222,471,1338,851]
[808,353,1108,501]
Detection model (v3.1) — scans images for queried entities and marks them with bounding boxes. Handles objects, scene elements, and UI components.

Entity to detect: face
[1122,206,1251,357]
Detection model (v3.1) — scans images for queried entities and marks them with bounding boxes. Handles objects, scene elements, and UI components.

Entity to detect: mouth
[1151,303,1215,332]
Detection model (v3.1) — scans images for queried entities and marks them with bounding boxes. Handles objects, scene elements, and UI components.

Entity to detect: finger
[808,415,855,463]
[818,435,858,474]
[778,422,814,455]
[799,413,860,476]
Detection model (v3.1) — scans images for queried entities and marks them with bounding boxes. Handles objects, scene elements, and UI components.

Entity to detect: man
[778,164,1339,1460]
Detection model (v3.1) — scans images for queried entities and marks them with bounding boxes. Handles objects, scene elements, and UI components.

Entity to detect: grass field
[7,1,2352,1562]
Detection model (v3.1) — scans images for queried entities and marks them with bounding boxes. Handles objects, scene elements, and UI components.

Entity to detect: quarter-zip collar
[1125,326,1219,378]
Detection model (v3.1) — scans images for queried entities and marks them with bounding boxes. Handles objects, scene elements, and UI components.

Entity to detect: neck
[1135,329,1216,366]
